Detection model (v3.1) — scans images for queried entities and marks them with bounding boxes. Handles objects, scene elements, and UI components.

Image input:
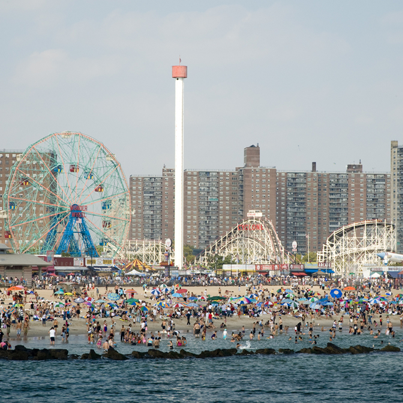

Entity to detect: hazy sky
[1,1,402,177]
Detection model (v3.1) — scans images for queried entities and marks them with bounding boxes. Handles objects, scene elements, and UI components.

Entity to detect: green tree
[302,252,317,263]
[184,244,196,264]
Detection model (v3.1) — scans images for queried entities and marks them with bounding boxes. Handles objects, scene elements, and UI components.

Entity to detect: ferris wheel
[3,131,131,257]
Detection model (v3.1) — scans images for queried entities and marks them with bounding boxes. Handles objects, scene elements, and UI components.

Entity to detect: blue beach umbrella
[172,293,183,298]
[151,289,161,296]
[107,293,120,301]
[330,289,342,298]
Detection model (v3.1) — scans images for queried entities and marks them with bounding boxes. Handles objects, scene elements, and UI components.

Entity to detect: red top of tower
[172,65,187,78]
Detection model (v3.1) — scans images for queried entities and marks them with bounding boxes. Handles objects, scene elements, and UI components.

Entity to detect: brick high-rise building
[129,144,391,256]
[0,150,23,245]
[391,141,403,252]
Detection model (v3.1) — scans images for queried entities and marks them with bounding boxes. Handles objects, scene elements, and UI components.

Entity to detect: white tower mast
[172,61,187,270]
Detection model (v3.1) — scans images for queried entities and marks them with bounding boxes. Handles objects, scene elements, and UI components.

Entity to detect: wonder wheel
[3,132,131,257]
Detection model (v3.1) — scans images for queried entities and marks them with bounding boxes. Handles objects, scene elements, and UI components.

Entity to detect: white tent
[370,272,381,278]
[126,269,146,276]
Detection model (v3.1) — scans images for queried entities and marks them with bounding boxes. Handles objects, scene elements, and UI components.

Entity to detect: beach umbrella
[157,301,171,308]
[141,306,149,312]
[330,289,342,298]
[298,298,307,301]
[343,286,355,291]
[310,303,322,310]
[248,294,258,299]
[285,289,293,293]
[65,293,73,296]
[172,293,183,298]
[281,299,293,304]
[13,303,23,307]
[108,302,118,307]
[151,289,161,296]
[288,301,299,308]
[177,289,187,294]
[126,298,140,304]
[85,297,93,302]
[188,296,198,301]
[107,293,120,301]
[54,290,64,295]
[264,301,273,306]
[74,298,84,303]
[95,299,106,303]
[237,297,252,305]
[276,289,282,293]
[208,296,226,301]
[173,303,183,308]
[324,302,334,306]
[125,289,137,294]
[310,297,318,302]
[54,302,65,308]
[186,302,200,308]
[8,286,24,291]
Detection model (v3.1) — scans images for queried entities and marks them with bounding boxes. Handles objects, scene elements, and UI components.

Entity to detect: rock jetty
[0,343,400,361]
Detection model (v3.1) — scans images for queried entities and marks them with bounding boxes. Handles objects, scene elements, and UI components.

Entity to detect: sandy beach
[2,284,403,339]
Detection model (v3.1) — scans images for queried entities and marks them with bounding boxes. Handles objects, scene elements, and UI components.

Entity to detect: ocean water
[2,331,403,402]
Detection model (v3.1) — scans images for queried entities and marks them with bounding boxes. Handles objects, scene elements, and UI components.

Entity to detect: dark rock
[324,343,347,355]
[81,349,101,360]
[297,348,313,354]
[349,345,374,355]
[380,345,401,352]
[0,350,11,359]
[311,346,328,354]
[104,347,128,360]
[256,348,276,355]
[14,345,28,352]
[278,349,294,355]
[131,351,147,359]
[49,349,68,360]
[69,354,80,359]
[165,351,182,359]
[198,348,238,358]
[7,350,29,360]
[238,349,255,356]
[35,349,53,360]
[179,349,197,358]
[147,349,169,359]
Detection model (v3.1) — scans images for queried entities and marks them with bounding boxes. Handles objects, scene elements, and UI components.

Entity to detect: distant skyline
[1,0,402,176]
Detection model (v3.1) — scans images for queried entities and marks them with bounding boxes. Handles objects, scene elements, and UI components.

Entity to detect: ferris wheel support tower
[172,62,187,270]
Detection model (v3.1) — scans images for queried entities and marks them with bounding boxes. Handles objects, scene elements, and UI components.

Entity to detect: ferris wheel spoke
[54,135,75,204]
[85,215,122,248]
[32,146,73,205]
[74,134,81,202]
[85,210,130,223]
[20,211,69,253]
[9,196,69,210]
[15,167,70,207]
[77,144,102,205]
[80,163,120,205]
[81,190,129,208]
[8,209,69,229]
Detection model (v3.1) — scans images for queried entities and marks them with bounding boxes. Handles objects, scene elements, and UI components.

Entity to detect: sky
[1,0,403,177]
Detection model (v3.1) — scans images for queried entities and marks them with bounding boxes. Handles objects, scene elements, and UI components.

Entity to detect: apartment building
[391,141,403,252]
[0,150,22,245]
[128,144,391,255]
